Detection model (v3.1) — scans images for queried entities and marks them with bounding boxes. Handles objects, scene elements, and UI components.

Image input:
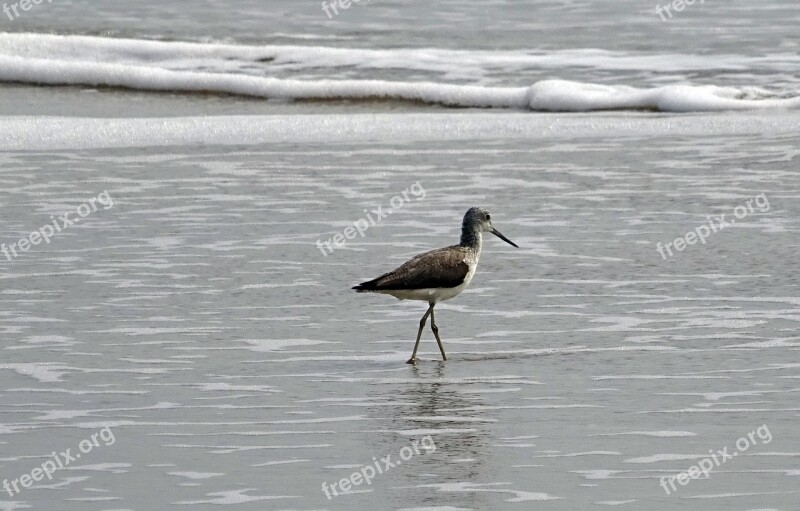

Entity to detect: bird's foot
[406,357,418,365]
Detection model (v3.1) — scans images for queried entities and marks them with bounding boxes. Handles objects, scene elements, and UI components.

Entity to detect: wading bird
[353,207,518,364]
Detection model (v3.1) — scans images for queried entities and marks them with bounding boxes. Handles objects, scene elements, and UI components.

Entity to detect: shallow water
[2,0,800,508]
[9,0,800,58]
[1,117,798,510]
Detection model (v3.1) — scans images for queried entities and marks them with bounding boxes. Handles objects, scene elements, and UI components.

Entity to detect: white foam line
[590,431,697,438]
[1,113,800,151]
[639,407,800,414]
[0,54,527,107]
[530,451,621,458]
[684,490,800,499]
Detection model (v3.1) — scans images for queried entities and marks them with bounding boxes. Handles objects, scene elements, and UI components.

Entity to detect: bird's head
[463,207,518,247]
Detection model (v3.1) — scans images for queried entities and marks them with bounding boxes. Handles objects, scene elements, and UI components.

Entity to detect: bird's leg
[407,303,434,364]
[430,306,447,361]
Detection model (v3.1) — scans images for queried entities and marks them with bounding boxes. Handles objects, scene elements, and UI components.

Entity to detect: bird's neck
[460,227,482,251]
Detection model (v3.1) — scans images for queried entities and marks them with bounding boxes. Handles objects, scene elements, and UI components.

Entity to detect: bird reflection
[362,361,492,509]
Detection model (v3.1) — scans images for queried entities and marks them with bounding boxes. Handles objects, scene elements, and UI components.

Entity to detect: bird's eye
[486,214,491,221]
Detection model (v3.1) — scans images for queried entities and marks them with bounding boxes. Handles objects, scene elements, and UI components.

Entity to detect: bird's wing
[354,246,470,291]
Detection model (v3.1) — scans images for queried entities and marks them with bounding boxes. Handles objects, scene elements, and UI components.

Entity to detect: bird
[353,206,518,364]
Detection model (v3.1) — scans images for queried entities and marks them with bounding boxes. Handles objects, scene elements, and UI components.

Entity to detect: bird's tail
[352,279,379,292]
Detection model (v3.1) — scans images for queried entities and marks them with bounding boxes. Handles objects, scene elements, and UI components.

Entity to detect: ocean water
[1,1,799,511]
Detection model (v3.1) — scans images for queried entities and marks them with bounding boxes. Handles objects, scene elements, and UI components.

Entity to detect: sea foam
[1,33,799,112]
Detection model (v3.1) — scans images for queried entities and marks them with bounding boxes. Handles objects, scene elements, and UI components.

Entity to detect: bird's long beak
[490,227,518,248]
